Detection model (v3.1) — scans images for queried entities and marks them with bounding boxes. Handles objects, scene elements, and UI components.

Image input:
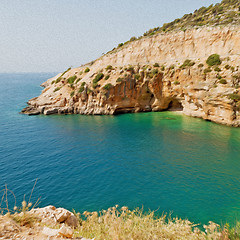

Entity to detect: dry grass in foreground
[1,183,240,239]
[74,206,229,240]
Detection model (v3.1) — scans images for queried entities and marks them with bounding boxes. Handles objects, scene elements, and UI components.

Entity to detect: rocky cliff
[22,25,240,126]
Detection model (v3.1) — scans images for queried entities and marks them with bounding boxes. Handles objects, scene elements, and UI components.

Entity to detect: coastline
[21,25,240,127]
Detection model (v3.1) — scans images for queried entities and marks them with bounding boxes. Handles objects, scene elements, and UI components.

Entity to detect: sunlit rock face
[22,26,240,126]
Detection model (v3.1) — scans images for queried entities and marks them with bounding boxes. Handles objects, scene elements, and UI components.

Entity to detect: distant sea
[1,73,240,225]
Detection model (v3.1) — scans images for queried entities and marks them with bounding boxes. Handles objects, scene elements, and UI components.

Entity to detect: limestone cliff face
[22,26,240,126]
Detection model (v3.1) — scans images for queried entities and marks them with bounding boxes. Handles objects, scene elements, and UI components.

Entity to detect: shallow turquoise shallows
[1,73,240,226]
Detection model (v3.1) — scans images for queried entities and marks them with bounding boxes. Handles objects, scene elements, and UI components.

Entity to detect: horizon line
[0,71,59,74]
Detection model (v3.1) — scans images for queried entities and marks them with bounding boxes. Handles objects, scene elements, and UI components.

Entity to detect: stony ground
[0,206,92,240]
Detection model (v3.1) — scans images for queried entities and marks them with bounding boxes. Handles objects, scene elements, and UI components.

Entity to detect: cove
[1,73,240,226]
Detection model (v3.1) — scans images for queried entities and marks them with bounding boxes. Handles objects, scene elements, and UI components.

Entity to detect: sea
[1,72,240,226]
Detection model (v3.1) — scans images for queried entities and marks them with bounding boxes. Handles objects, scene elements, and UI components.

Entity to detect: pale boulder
[42,226,59,237]
[58,225,74,238]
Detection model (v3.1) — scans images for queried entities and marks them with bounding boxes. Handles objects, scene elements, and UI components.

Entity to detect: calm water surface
[1,73,240,225]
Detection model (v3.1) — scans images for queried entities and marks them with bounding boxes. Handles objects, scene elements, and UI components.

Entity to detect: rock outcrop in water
[22,0,240,127]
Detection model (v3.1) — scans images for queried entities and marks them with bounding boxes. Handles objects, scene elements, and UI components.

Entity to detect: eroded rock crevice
[167,99,184,112]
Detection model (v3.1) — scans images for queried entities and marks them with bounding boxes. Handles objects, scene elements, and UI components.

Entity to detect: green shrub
[161,65,165,71]
[103,83,113,90]
[153,63,160,67]
[134,74,140,80]
[93,82,98,89]
[51,80,55,84]
[147,69,159,79]
[93,73,104,84]
[142,65,148,71]
[118,43,124,48]
[233,74,240,79]
[55,67,72,83]
[225,65,231,70]
[54,87,61,92]
[216,74,222,80]
[128,0,239,38]
[85,67,90,73]
[228,93,240,101]
[219,79,227,84]
[105,75,110,80]
[55,77,62,84]
[106,65,113,70]
[148,73,154,78]
[206,54,221,66]
[87,89,92,94]
[174,81,180,85]
[130,37,137,41]
[79,86,85,93]
[204,68,212,74]
[70,91,75,97]
[62,67,71,75]
[67,75,77,84]
[198,63,204,68]
[214,67,221,72]
[180,59,195,68]
[76,78,82,84]
[169,65,175,70]
[152,69,159,75]
[116,78,123,83]
[81,82,86,87]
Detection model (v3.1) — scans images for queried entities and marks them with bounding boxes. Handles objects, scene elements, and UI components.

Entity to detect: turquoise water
[1,73,240,226]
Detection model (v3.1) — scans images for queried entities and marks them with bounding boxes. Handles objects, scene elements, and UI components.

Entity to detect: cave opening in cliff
[167,99,183,111]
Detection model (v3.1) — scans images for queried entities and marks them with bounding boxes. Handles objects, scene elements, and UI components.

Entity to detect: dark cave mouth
[167,99,183,112]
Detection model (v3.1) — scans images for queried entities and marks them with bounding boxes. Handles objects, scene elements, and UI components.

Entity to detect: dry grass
[10,211,38,227]
[0,183,238,239]
[0,180,40,227]
[74,206,225,240]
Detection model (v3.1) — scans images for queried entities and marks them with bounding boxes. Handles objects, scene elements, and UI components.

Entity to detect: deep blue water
[1,73,240,226]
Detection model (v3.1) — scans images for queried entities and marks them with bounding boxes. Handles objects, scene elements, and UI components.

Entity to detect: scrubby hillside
[115,0,240,47]
[22,0,240,127]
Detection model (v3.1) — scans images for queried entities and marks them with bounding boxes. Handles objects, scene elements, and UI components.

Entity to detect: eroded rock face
[22,26,240,126]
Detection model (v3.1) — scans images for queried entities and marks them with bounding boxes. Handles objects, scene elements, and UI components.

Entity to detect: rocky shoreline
[22,26,240,127]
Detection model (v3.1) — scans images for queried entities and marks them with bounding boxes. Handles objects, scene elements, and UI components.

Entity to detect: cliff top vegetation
[113,0,240,51]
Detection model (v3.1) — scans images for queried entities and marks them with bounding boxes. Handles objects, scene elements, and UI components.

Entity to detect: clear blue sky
[1,0,220,73]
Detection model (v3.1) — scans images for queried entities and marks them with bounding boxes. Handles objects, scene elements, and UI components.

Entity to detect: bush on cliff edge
[206,54,222,66]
